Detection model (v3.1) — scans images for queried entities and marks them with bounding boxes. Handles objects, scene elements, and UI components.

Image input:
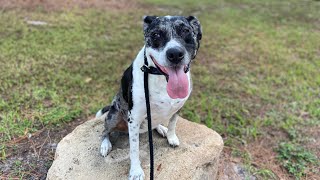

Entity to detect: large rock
[47,115,223,180]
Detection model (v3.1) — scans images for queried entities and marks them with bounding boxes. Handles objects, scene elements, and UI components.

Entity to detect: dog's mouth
[150,55,189,99]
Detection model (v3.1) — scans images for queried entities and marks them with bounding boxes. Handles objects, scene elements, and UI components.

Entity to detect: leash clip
[141,64,150,73]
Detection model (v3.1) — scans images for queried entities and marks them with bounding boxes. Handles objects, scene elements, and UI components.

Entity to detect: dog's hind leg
[100,104,121,157]
[167,113,180,147]
[100,131,112,157]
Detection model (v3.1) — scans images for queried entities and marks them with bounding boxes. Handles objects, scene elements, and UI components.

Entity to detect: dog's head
[143,15,202,99]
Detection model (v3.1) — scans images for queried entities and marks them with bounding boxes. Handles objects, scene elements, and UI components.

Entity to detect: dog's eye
[152,32,161,39]
[182,28,190,34]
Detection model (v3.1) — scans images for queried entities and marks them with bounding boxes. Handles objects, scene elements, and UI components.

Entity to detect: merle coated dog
[95,15,202,179]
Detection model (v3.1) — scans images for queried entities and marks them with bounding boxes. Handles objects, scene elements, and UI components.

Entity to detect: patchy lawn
[0,0,319,179]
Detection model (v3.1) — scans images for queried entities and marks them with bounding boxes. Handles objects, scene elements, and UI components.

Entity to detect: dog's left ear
[186,16,202,41]
[143,15,158,31]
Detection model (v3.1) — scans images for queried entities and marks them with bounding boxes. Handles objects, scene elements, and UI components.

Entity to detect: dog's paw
[156,125,168,137]
[167,134,180,147]
[129,166,145,180]
[100,138,112,157]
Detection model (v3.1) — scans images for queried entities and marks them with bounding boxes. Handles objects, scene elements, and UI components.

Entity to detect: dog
[95,15,202,179]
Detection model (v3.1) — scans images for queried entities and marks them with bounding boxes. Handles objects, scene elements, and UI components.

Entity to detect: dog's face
[143,15,202,67]
[143,15,202,99]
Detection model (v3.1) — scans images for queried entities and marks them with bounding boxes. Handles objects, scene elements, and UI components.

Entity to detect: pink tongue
[165,66,189,99]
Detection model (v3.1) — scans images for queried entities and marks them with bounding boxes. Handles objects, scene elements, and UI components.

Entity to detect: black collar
[140,65,164,75]
[141,48,169,81]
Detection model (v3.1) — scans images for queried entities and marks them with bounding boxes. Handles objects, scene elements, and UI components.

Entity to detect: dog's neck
[137,46,155,68]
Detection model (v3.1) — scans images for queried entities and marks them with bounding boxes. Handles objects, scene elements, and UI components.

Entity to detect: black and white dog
[96,15,202,179]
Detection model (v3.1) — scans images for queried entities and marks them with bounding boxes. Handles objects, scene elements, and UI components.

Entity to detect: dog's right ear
[186,16,202,41]
[143,16,158,31]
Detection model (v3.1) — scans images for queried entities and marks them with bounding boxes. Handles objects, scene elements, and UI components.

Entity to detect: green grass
[0,10,145,142]
[277,142,319,179]
[0,0,320,178]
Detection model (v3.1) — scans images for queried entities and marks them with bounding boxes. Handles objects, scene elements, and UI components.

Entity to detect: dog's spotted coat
[96,15,202,180]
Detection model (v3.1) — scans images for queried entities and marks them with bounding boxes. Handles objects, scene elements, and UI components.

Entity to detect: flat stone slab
[47,115,223,180]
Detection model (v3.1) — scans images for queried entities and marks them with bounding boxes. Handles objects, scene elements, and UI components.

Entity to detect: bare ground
[0,117,88,179]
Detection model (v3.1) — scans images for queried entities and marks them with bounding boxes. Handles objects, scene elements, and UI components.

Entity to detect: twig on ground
[37,130,50,159]
[6,128,46,146]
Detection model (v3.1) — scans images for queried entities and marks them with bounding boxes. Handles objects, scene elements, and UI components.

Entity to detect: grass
[0,10,144,142]
[0,0,319,179]
[277,142,318,179]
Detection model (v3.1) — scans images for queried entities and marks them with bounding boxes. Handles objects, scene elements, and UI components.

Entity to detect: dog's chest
[130,52,191,132]
[138,75,189,132]
[150,84,186,117]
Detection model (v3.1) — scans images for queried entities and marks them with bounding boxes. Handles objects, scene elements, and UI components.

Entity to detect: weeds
[277,142,319,179]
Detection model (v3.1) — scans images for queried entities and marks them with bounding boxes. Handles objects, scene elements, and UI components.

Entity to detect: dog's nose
[166,47,185,64]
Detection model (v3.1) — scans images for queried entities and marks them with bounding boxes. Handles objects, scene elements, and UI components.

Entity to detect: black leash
[141,48,191,180]
[143,71,154,180]
[141,48,158,180]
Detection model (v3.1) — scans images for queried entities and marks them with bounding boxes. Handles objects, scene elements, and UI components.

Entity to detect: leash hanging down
[143,70,154,180]
[141,47,191,180]
[141,48,157,180]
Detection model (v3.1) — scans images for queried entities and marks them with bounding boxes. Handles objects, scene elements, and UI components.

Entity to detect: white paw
[100,138,112,157]
[129,166,145,180]
[167,134,180,147]
[156,125,168,137]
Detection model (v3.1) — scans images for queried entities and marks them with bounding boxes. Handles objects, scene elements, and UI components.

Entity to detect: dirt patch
[0,117,90,179]
[217,138,291,180]
[217,124,320,180]
[0,0,139,11]
[217,148,257,180]
[246,137,291,180]
[245,125,319,180]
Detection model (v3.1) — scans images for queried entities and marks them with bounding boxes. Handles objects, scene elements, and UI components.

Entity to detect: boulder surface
[47,115,223,180]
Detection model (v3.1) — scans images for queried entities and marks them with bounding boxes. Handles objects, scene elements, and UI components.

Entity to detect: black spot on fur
[101,105,110,114]
[144,16,158,26]
[144,17,170,50]
[106,105,117,121]
[121,64,133,110]
[149,29,170,49]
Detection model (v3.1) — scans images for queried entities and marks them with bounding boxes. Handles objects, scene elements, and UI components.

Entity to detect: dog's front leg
[167,113,180,147]
[128,113,145,180]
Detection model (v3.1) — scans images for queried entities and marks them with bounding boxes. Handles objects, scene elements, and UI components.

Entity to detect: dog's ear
[143,16,158,31]
[186,16,202,41]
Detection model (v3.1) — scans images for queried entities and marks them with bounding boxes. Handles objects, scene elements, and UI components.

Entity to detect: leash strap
[141,47,191,180]
[143,48,155,180]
